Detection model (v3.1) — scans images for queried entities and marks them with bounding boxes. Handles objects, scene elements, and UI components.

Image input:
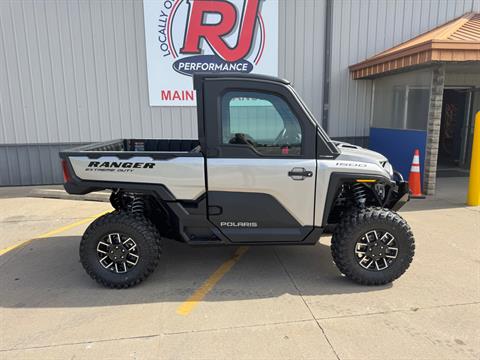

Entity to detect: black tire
[80,211,162,288]
[331,207,415,285]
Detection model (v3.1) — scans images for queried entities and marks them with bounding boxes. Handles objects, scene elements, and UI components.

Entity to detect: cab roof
[193,73,290,90]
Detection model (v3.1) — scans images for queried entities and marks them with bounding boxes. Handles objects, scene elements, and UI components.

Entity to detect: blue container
[369,127,427,186]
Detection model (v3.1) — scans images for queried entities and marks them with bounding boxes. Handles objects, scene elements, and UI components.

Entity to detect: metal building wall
[2,0,479,186]
[328,0,480,144]
[279,0,326,125]
[0,0,326,185]
[0,0,198,146]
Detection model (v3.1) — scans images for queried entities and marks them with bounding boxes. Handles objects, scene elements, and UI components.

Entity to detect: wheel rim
[354,230,399,271]
[96,233,140,274]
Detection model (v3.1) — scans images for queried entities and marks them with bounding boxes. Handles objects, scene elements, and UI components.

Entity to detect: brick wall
[423,66,445,195]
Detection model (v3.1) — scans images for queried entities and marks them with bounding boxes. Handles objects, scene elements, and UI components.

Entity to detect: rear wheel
[80,211,162,288]
[331,207,414,285]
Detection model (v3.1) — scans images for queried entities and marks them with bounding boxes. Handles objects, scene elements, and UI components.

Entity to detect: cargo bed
[60,139,205,200]
[64,138,201,155]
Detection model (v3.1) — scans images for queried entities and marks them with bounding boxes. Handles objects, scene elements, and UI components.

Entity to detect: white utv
[60,74,414,288]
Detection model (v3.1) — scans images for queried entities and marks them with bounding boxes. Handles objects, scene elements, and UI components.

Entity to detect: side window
[221,91,303,156]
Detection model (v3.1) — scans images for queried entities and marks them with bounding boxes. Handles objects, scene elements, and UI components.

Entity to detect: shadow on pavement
[0,235,390,308]
[400,177,472,212]
[400,198,469,212]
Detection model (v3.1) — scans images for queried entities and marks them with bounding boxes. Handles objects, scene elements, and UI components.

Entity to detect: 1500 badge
[336,162,367,167]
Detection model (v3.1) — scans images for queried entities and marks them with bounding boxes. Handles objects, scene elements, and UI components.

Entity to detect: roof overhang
[350,12,480,80]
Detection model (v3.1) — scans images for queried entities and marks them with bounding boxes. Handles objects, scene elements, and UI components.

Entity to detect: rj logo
[180,0,261,62]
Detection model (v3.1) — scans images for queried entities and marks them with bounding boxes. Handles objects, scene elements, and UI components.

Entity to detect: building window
[372,70,432,131]
[221,91,302,156]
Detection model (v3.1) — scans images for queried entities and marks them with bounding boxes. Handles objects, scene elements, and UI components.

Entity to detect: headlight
[383,161,394,177]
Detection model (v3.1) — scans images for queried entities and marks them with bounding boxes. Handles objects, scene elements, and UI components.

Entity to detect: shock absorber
[129,195,145,215]
[351,183,368,208]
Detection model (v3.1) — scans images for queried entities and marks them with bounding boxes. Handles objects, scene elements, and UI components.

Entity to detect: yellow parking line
[176,246,249,316]
[0,210,110,256]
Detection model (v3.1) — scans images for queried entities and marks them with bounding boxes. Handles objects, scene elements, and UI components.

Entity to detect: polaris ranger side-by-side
[60,74,414,288]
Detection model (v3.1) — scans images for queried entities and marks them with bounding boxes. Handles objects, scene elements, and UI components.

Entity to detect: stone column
[423,65,445,195]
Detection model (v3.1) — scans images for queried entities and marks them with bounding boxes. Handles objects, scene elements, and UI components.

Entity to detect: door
[202,79,317,243]
[438,89,471,176]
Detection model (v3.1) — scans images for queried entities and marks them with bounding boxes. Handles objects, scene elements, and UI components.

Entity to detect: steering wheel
[229,133,257,147]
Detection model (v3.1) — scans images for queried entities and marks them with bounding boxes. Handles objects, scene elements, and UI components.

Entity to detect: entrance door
[438,89,471,176]
[202,79,317,243]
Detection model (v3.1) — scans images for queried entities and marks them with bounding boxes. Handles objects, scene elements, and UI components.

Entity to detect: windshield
[286,84,339,155]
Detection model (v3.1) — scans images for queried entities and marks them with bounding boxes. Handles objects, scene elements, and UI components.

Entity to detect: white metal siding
[328,0,480,138]
[0,0,198,145]
[279,0,326,124]
[0,0,326,146]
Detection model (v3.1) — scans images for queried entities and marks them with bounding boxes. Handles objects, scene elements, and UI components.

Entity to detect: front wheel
[80,211,162,288]
[331,207,415,285]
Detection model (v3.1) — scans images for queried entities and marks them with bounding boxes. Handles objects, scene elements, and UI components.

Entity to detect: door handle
[288,167,313,180]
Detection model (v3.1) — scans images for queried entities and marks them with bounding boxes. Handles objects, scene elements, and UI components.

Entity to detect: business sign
[143,0,278,106]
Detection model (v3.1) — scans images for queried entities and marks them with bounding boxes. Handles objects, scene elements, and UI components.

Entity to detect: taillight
[61,160,71,182]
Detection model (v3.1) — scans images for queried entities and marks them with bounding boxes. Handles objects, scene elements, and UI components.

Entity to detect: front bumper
[388,179,410,211]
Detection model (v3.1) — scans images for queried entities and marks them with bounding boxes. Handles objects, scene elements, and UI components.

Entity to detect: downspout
[321,0,333,133]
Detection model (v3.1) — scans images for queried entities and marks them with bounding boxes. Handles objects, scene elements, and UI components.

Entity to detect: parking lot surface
[0,177,479,359]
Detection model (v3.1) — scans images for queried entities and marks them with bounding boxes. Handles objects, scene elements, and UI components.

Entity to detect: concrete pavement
[0,177,478,359]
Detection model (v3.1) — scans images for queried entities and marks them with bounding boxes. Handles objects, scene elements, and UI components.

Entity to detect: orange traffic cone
[408,149,425,198]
